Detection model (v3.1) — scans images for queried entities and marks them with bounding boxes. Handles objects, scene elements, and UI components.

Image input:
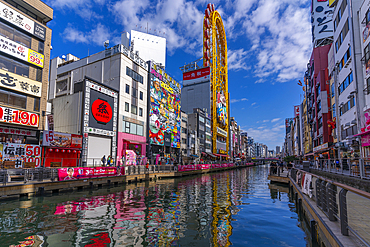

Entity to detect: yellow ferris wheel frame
[203,9,229,156]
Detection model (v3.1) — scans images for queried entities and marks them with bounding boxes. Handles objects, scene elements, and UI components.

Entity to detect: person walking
[101,155,106,167]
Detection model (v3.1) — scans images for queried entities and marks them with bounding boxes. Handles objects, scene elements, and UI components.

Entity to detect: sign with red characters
[294,105,300,117]
[0,106,39,127]
[91,98,112,124]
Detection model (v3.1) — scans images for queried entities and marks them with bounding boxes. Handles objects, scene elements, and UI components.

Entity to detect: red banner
[58,167,124,181]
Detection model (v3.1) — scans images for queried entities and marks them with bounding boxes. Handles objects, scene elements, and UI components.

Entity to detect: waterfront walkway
[0,163,254,198]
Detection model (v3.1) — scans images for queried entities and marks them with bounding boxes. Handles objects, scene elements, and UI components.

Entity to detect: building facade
[0,0,52,167]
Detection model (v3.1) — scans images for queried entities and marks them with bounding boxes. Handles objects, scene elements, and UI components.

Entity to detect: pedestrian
[101,155,106,167]
[107,155,112,166]
[109,156,114,166]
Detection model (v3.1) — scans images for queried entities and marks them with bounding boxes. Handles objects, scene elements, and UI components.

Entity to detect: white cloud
[271,118,281,123]
[46,0,104,19]
[228,48,250,71]
[226,0,311,82]
[230,98,248,103]
[262,120,269,123]
[245,123,285,148]
[251,102,256,106]
[62,23,111,46]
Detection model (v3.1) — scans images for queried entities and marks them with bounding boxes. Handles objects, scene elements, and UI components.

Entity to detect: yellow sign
[329,0,336,7]
[0,68,42,97]
[28,50,44,68]
[161,81,174,94]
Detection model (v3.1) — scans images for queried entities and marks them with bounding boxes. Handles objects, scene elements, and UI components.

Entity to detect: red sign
[91,99,112,124]
[183,67,210,86]
[0,106,39,127]
[294,105,300,117]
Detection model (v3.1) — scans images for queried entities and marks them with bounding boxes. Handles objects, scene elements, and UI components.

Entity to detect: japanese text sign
[43,130,82,148]
[0,2,46,40]
[0,36,44,68]
[3,143,41,167]
[0,106,39,127]
[0,68,42,97]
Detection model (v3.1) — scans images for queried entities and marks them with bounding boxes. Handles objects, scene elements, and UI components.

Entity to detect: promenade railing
[290,168,370,246]
[294,158,370,179]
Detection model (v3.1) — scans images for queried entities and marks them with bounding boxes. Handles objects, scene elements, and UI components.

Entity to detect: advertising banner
[178,164,196,171]
[149,62,181,148]
[212,164,222,169]
[0,68,42,97]
[197,164,211,170]
[58,166,124,181]
[0,127,36,136]
[363,23,370,43]
[183,67,210,86]
[311,0,334,47]
[0,106,39,127]
[3,143,41,167]
[0,2,46,40]
[0,36,44,68]
[294,105,300,117]
[285,118,293,134]
[42,131,82,148]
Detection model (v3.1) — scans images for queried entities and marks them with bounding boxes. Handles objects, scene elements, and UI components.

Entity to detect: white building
[49,45,148,166]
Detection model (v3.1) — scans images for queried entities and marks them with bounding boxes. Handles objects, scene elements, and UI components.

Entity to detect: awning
[122,138,148,144]
[190,154,199,158]
[304,152,314,157]
[206,152,217,158]
[214,153,228,157]
[354,130,370,137]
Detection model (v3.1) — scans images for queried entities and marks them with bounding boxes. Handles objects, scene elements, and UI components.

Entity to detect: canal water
[0,165,311,246]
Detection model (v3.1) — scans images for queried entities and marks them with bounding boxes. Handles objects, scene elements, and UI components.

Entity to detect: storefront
[0,109,42,167]
[117,132,146,166]
[42,130,82,167]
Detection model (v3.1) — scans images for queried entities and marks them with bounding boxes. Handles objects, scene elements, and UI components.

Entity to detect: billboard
[0,68,42,97]
[0,35,44,68]
[285,118,293,134]
[217,91,227,126]
[0,106,39,127]
[149,62,181,148]
[0,2,46,40]
[183,67,210,86]
[294,105,300,117]
[89,89,114,131]
[2,143,41,167]
[311,0,334,47]
[42,131,82,148]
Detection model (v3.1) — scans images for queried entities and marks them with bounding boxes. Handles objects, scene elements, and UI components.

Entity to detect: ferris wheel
[203,3,229,156]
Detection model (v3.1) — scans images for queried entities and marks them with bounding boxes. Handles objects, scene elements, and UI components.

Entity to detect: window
[182,138,187,144]
[0,88,26,108]
[338,47,351,72]
[132,88,137,98]
[317,101,321,112]
[131,105,137,115]
[125,102,129,112]
[318,117,322,128]
[126,67,143,83]
[0,55,29,78]
[338,72,353,94]
[139,107,143,116]
[182,128,187,134]
[333,103,336,118]
[56,79,68,94]
[125,84,130,94]
[38,41,44,54]
[335,19,349,52]
[123,120,144,136]
[199,116,204,123]
[331,84,335,98]
[34,97,40,111]
[0,22,31,48]
[36,68,42,82]
[139,91,143,100]
[334,0,347,30]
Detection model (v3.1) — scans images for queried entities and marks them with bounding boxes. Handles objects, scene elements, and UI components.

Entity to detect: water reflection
[0,165,309,246]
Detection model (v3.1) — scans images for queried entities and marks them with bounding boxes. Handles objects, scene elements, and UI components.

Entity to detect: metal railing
[294,158,370,179]
[290,168,370,246]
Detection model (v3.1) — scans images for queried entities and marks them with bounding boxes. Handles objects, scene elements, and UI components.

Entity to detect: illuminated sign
[149,61,181,148]
[91,98,112,124]
[183,67,210,86]
[0,2,46,40]
[0,36,44,68]
[0,106,39,127]
[294,105,300,117]
[217,127,227,137]
[0,68,42,97]
[2,143,41,167]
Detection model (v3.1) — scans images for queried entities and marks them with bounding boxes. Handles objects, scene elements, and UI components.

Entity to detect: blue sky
[45,0,312,150]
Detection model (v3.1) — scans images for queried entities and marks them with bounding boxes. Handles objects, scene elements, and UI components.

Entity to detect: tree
[283,155,298,163]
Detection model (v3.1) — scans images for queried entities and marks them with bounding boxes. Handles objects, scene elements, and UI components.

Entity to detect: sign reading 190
[0,106,39,127]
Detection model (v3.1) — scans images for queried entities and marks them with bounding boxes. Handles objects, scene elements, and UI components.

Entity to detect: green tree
[283,155,298,163]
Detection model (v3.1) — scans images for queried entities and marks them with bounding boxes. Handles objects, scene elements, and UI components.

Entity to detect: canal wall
[0,164,256,199]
